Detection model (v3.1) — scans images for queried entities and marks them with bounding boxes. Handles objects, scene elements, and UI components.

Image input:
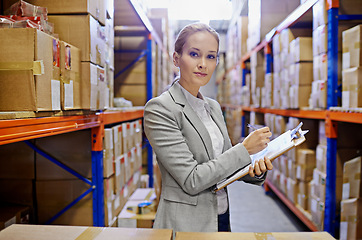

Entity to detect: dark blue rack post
[146,34,154,188]
[325,1,362,236]
[91,126,105,227]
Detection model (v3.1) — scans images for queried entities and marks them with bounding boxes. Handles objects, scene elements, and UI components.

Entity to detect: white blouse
[177,82,228,215]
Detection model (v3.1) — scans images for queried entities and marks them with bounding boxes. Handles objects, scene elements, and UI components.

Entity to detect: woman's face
[174,31,218,96]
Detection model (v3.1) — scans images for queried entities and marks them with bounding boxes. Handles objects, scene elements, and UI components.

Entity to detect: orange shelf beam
[0,115,100,146]
[102,109,144,125]
[265,179,318,232]
[242,107,326,120]
[328,111,362,124]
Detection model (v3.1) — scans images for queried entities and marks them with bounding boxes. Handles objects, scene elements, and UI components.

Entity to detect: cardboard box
[5,0,106,25]
[0,203,30,230]
[310,196,325,230]
[310,80,327,109]
[0,141,34,179]
[103,128,114,178]
[0,224,173,240]
[48,14,104,67]
[287,177,298,203]
[174,231,335,240]
[342,67,362,108]
[289,85,312,109]
[117,200,156,228]
[342,156,362,200]
[290,37,313,63]
[0,180,34,206]
[296,149,316,181]
[316,144,327,174]
[343,25,362,70]
[81,62,101,110]
[340,198,362,240]
[313,53,328,81]
[290,62,313,86]
[59,41,81,110]
[0,28,61,111]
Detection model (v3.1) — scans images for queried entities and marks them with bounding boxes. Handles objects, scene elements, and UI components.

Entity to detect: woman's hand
[248,156,273,177]
[242,126,272,155]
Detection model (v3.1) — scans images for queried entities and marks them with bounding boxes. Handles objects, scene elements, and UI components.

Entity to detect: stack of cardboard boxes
[340,156,362,240]
[247,0,300,52]
[103,119,143,226]
[342,25,362,109]
[0,0,114,111]
[272,28,311,109]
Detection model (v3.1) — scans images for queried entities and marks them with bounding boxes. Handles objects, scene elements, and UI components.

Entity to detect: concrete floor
[228,180,310,233]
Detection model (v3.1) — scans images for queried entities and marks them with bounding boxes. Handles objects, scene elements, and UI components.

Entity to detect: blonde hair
[174,23,220,55]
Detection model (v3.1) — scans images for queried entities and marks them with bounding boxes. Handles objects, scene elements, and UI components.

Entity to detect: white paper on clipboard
[213,124,308,192]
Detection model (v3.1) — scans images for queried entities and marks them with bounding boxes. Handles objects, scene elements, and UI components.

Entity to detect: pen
[247,123,258,131]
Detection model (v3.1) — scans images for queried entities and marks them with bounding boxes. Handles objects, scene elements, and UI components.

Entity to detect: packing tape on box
[254,232,276,240]
[0,61,44,75]
[75,227,105,240]
[340,215,357,223]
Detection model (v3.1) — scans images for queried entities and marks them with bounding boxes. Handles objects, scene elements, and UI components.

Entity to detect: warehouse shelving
[220,0,362,236]
[0,109,144,227]
[0,0,160,227]
[114,0,171,188]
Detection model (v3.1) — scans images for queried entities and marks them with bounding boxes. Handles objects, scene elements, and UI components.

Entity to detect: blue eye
[190,51,198,57]
[207,54,216,59]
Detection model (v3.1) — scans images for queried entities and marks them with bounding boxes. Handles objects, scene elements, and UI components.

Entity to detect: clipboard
[213,122,309,193]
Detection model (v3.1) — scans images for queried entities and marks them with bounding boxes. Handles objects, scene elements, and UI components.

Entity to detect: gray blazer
[144,82,265,232]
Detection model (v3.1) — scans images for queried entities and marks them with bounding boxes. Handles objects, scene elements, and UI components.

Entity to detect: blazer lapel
[168,83,214,160]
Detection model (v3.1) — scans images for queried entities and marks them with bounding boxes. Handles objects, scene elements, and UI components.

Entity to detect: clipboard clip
[290,122,309,140]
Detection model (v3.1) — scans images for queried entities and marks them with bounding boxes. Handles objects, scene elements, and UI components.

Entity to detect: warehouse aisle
[228,180,310,232]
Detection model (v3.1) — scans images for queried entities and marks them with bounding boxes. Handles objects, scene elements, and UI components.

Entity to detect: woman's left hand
[248,156,273,178]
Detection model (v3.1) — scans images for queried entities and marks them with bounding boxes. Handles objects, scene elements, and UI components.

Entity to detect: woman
[144,23,273,233]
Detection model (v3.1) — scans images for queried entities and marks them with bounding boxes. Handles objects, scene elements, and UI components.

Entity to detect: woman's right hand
[241,127,272,155]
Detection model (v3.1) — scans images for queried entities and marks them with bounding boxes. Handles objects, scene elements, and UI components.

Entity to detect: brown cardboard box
[0,203,30,230]
[310,196,325,230]
[0,141,34,179]
[343,25,362,70]
[291,62,313,86]
[103,128,114,178]
[316,144,327,173]
[81,62,101,110]
[342,156,362,200]
[340,198,362,240]
[287,177,298,203]
[0,180,34,206]
[310,80,327,109]
[59,41,81,110]
[289,85,312,109]
[296,149,316,181]
[0,28,61,111]
[117,200,155,228]
[290,37,313,63]
[175,231,335,240]
[342,67,362,108]
[115,84,147,107]
[48,14,104,67]
[4,0,106,25]
[0,224,173,240]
